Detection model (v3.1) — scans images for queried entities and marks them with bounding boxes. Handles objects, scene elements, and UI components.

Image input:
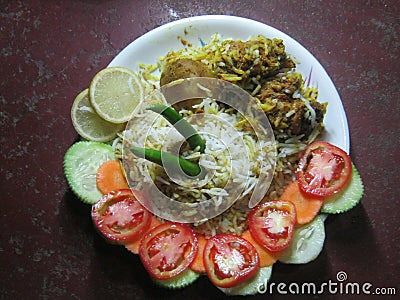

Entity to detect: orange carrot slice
[279,181,323,225]
[96,160,129,194]
[241,230,282,267]
[190,234,207,273]
[125,216,163,254]
[124,236,140,254]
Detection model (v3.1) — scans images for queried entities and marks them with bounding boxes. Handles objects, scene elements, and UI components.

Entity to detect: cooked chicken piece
[218,37,296,82]
[256,73,327,137]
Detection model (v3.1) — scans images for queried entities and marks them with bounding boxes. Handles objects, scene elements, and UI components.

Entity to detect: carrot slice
[241,230,282,267]
[190,234,207,273]
[279,181,323,225]
[96,160,129,194]
[125,216,163,254]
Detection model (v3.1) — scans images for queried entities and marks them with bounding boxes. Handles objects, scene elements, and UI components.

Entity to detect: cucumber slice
[319,213,328,222]
[218,266,273,296]
[152,268,200,289]
[321,164,364,214]
[64,141,116,204]
[279,215,325,264]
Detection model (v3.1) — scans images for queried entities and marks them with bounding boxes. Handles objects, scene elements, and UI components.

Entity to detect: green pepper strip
[146,104,206,153]
[131,147,201,177]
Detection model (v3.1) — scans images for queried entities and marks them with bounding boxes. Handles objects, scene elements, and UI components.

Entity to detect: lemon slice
[71,89,125,142]
[89,67,144,123]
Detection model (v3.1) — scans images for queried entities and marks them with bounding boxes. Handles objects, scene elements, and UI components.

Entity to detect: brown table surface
[1,1,399,299]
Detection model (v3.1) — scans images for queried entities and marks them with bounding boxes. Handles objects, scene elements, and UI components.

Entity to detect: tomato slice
[139,222,198,280]
[296,141,352,198]
[91,189,152,244]
[203,234,260,288]
[248,200,296,252]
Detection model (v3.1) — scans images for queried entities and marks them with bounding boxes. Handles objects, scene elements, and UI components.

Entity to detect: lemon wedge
[89,66,144,123]
[71,89,125,142]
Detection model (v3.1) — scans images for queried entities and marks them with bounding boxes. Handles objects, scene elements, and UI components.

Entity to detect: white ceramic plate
[109,15,350,152]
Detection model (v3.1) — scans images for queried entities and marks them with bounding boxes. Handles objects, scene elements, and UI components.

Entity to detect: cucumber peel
[64,141,116,204]
[321,164,364,214]
[218,266,273,296]
[152,268,200,289]
[279,215,325,264]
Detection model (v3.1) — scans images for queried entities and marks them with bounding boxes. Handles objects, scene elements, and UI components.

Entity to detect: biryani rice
[121,95,275,235]
[118,33,325,237]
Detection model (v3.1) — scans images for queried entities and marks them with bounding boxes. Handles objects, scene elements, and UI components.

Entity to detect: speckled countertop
[1,1,399,299]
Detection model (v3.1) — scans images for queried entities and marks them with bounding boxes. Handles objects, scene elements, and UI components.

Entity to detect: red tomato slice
[203,234,260,288]
[296,141,352,198]
[91,189,152,244]
[139,222,198,280]
[248,200,296,252]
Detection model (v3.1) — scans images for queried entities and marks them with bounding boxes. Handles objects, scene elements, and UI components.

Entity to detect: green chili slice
[146,104,206,153]
[130,147,201,177]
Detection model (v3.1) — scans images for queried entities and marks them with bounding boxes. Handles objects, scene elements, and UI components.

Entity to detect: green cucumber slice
[152,268,200,289]
[218,266,273,296]
[321,164,364,214]
[64,141,116,204]
[319,213,328,222]
[279,215,325,264]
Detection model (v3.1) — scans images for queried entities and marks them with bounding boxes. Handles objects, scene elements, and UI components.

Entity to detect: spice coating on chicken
[256,73,327,137]
[218,37,296,82]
